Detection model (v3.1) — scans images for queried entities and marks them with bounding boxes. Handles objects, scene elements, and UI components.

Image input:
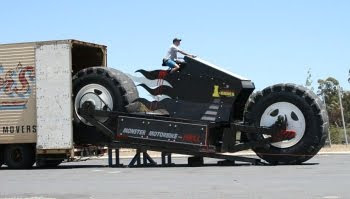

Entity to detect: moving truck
[0,40,107,168]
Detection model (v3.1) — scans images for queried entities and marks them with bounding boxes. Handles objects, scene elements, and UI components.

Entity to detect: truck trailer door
[35,42,73,150]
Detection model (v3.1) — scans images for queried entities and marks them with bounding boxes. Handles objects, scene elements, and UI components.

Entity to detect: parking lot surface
[0,154,349,199]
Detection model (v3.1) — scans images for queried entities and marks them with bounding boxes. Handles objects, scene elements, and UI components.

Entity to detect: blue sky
[1,0,349,92]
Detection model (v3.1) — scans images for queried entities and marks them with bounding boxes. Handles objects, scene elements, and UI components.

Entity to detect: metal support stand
[107,147,123,167]
[108,148,112,167]
[128,149,157,167]
[115,147,121,166]
[161,152,173,166]
[106,142,263,167]
[129,150,141,166]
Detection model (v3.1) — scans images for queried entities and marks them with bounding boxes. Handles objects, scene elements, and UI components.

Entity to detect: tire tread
[244,83,328,164]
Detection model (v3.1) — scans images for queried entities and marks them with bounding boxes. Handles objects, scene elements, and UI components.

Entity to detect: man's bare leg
[170,64,180,73]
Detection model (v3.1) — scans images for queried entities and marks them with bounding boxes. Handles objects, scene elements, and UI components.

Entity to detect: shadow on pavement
[0,162,319,170]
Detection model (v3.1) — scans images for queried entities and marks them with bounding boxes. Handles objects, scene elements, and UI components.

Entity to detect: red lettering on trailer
[0,63,35,110]
[14,66,35,94]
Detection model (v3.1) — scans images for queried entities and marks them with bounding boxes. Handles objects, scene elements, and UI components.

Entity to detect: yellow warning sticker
[212,85,235,98]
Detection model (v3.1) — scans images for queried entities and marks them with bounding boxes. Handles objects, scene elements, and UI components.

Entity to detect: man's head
[173,38,181,46]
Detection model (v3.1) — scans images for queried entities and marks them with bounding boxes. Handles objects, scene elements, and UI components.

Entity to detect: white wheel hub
[260,102,306,148]
[75,84,114,126]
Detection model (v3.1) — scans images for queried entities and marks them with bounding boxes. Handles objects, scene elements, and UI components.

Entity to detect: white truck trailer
[0,40,108,168]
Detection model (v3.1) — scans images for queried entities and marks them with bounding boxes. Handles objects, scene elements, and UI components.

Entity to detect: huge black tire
[244,83,328,164]
[73,67,139,144]
[4,144,35,169]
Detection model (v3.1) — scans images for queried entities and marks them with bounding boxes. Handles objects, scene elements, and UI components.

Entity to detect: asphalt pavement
[0,154,349,199]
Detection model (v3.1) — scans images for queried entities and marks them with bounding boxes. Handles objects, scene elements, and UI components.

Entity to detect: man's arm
[178,49,196,58]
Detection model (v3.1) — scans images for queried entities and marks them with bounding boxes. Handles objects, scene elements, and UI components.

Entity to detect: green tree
[341,91,350,125]
[305,68,314,91]
[317,77,341,126]
[317,77,350,144]
[317,77,350,125]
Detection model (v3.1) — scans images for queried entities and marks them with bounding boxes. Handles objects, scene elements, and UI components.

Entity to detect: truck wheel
[73,67,139,144]
[36,159,63,168]
[4,144,35,169]
[244,84,328,164]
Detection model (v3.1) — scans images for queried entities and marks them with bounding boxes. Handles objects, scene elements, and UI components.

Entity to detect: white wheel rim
[75,84,114,126]
[260,102,306,148]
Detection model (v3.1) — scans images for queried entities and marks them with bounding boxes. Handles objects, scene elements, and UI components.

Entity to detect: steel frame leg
[161,152,173,166]
[129,150,141,166]
[108,148,113,167]
[143,152,157,165]
[107,147,123,167]
[129,149,157,167]
[115,148,120,166]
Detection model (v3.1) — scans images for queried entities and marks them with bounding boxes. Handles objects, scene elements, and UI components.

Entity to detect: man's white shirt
[165,44,180,61]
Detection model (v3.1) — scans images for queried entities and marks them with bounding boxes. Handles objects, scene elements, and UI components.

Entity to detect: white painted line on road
[107,171,121,174]
[91,169,104,172]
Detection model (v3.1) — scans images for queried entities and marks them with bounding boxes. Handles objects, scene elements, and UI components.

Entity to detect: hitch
[79,101,116,140]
